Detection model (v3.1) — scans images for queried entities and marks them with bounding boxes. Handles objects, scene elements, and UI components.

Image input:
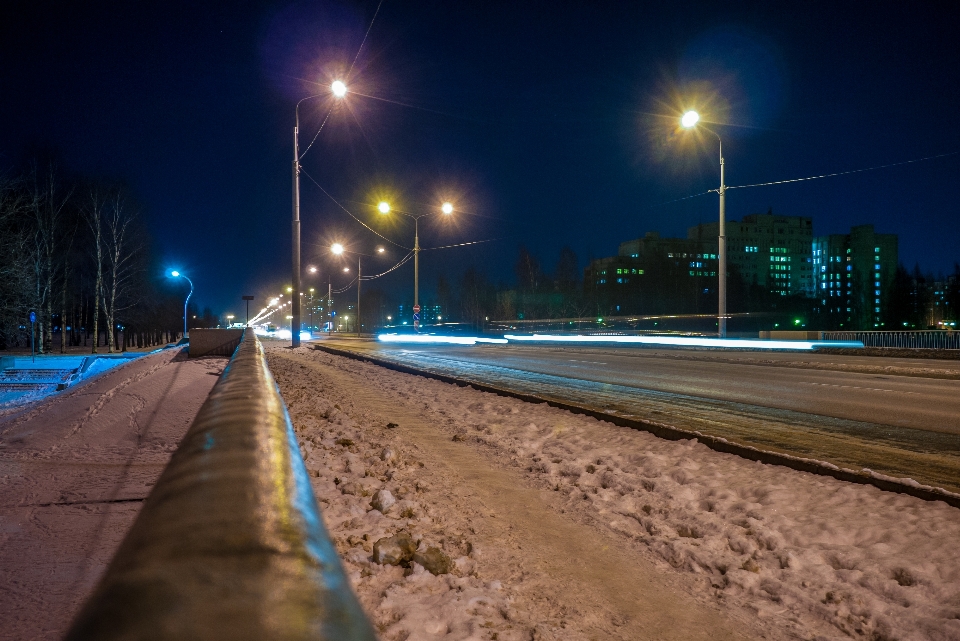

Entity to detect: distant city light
[331,80,347,97]
[681,110,700,128]
[308,266,317,273]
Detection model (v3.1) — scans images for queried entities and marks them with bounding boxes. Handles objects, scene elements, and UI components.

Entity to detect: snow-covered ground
[0,348,222,640]
[0,353,148,411]
[268,344,960,641]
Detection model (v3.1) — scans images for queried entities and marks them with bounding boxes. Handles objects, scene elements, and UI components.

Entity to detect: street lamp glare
[331,243,344,255]
[378,201,390,214]
[331,80,347,97]
[377,246,385,253]
[441,202,454,215]
[343,267,350,272]
[681,110,700,128]
[308,266,317,273]
[170,270,180,277]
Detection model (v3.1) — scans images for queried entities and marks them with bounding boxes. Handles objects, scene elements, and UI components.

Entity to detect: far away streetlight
[170,270,194,340]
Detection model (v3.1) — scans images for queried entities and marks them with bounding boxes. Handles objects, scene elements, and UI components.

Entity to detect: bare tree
[100,189,143,352]
[83,186,107,353]
[28,161,75,353]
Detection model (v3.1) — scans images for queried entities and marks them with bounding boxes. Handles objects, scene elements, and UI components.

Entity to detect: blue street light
[170,270,194,340]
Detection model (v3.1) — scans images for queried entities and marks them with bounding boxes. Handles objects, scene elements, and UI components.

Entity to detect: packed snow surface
[269,345,960,641]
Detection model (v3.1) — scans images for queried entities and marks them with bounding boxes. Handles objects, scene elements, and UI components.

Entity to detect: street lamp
[292,80,348,348]
[681,110,727,338]
[378,201,454,326]
[169,271,194,340]
[331,242,385,338]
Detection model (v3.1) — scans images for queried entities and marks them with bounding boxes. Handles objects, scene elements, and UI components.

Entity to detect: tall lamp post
[681,110,727,338]
[170,271,194,340]
[292,80,347,348]
[331,242,385,337]
[376,201,454,324]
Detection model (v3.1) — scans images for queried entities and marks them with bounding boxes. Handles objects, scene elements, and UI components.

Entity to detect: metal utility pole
[327,281,332,334]
[414,219,419,308]
[718,143,727,338]
[291,117,301,348]
[357,255,362,338]
[242,295,254,326]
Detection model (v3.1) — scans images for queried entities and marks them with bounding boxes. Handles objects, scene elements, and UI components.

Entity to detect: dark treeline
[358,246,960,332]
[0,157,198,352]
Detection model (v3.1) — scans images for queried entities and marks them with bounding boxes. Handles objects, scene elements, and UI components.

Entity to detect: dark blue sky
[3,1,959,314]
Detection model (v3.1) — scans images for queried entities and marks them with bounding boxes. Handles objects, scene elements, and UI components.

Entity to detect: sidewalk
[0,348,224,641]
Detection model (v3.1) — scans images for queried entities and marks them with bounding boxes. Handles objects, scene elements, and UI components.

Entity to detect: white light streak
[502,334,864,350]
[377,333,508,346]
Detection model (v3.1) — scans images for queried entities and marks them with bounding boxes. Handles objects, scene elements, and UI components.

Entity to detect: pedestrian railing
[822,330,960,350]
[65,330,376,641]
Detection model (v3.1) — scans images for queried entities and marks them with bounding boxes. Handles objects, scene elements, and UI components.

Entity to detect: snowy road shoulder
[270,346,960,641]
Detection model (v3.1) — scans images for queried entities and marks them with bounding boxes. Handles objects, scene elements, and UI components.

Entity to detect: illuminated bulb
[331,80,347,97]
[378,202,390,214]
[377,246,385,253]
[171,270,180,277]
[441,202,453,215]
[681,110,700,128]
[331,243,344,255]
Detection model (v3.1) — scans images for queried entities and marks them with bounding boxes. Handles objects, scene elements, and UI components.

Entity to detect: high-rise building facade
[688,211,814,297]
[813,224,898,328]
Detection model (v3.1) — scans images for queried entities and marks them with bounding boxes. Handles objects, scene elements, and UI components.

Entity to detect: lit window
[875,290,880,295]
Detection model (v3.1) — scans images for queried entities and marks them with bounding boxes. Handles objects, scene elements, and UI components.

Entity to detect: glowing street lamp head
[681,110,700,128]
[378,201,390,214]
[170,270,180,277]
[331,80,347,98]
[343,267,350,272]
[441,202,454,215]
[286,287,292,293]
[376,246,385,253]
[331,243,344,255]
[308,266,317,273]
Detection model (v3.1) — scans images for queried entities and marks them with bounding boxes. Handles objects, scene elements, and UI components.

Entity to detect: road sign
[29,311,36,323]
[413,304,421,313]
[412,313,420,323]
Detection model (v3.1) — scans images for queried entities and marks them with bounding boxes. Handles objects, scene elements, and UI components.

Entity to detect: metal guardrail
[65,330,376,641]
[823,330,960,350]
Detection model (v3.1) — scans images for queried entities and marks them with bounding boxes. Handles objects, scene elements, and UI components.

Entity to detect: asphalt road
[315,339,960,492]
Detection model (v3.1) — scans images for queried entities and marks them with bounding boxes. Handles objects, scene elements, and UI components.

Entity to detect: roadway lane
[317,339,960,492]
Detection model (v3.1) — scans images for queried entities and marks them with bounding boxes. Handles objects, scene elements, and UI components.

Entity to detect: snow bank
[273,347,960,641]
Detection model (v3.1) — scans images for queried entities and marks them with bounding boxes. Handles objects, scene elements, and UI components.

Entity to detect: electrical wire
[360,251,414,280]
[300,169,410,250]
[349,0,383,76]
[728,150,959,191]
[422,238,501,251]
[299,109,332,161]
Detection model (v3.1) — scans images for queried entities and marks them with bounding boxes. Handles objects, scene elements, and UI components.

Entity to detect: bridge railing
[65,330,376,641]
[822,330,960,350]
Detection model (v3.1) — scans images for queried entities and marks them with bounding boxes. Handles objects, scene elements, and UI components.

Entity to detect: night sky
[3,1,959,315]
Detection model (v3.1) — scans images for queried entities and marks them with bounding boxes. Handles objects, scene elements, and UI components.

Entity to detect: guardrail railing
[823,330,960,350]
[65,330,376,641]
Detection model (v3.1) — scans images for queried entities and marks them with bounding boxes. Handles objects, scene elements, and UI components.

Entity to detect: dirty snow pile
[273,347,960,641]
